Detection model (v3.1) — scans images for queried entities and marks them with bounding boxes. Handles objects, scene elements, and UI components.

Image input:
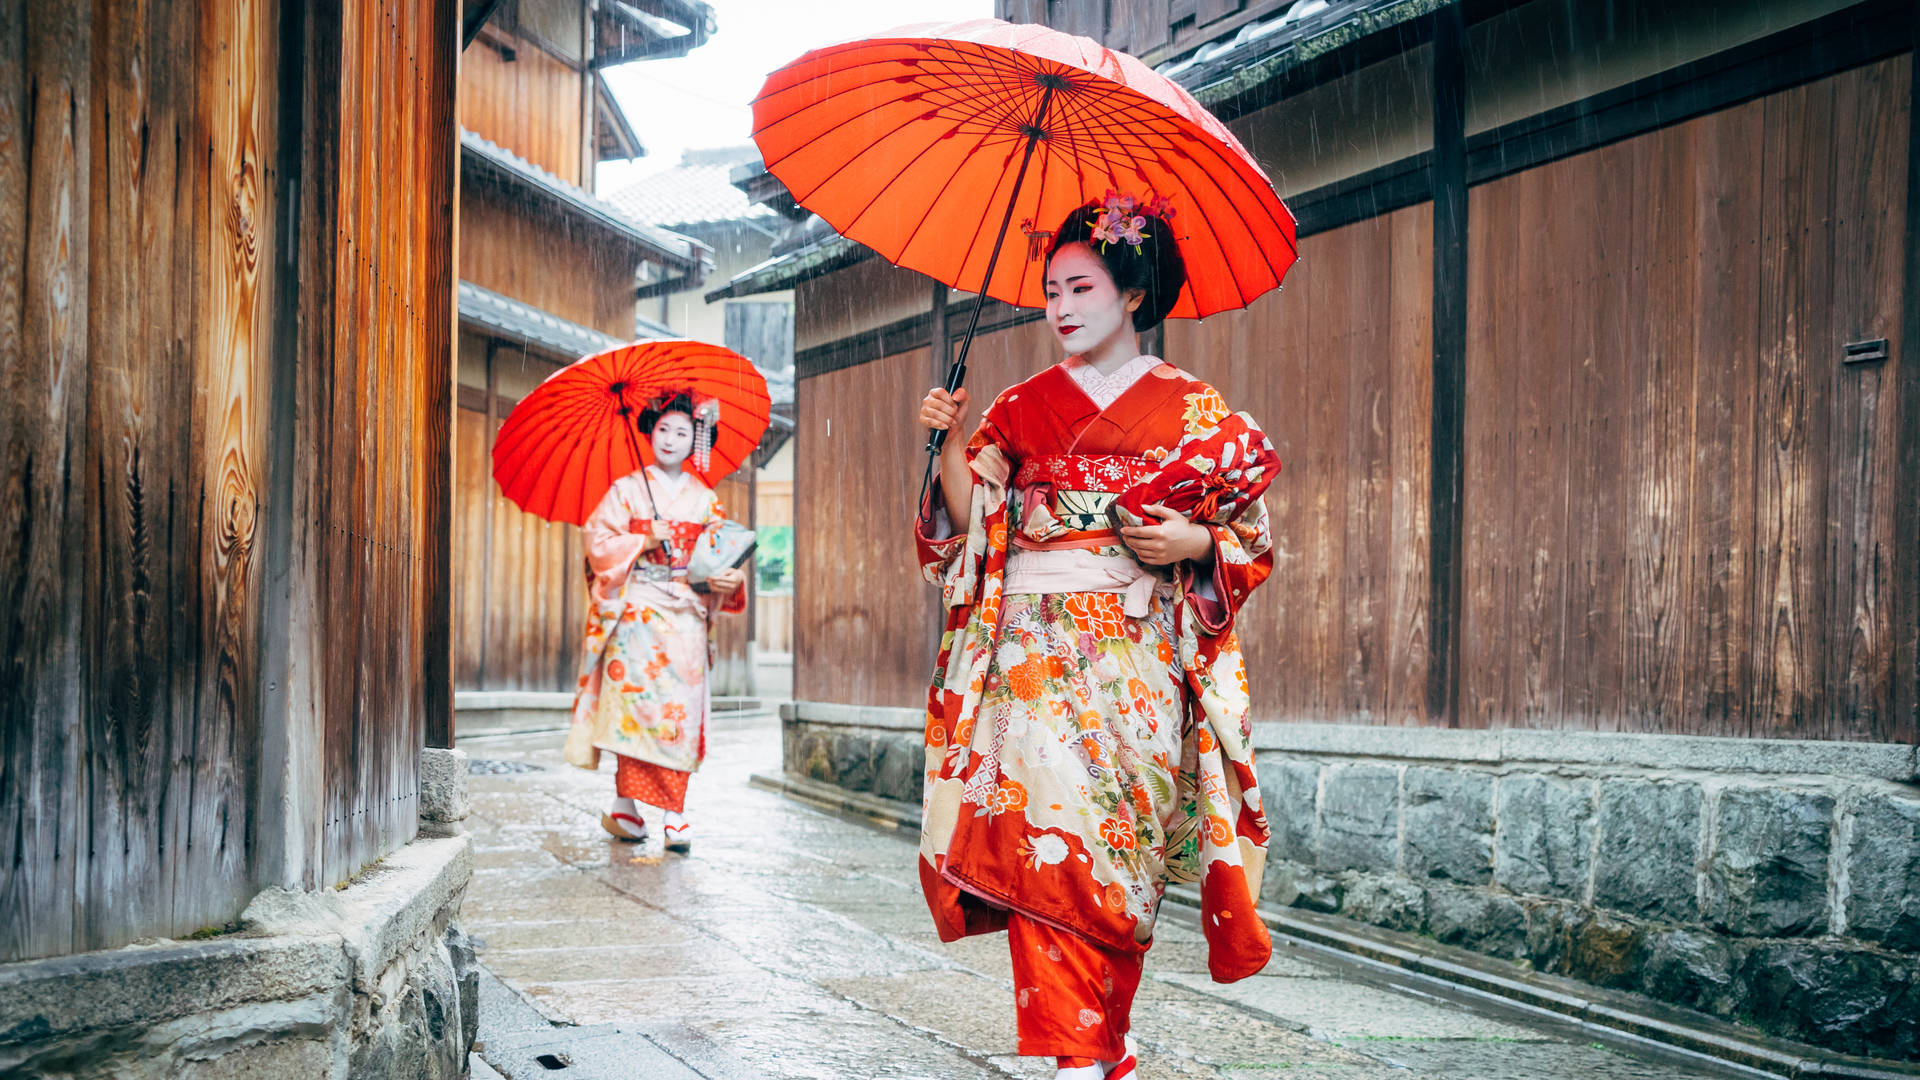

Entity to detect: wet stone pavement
[458,710,1735,1080]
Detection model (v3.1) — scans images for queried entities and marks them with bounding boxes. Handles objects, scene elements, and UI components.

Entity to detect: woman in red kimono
[916,195,1280,1080]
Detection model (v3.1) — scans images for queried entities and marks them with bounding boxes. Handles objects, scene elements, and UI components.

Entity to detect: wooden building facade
[1,0,457,962]
[718,0,1920,748]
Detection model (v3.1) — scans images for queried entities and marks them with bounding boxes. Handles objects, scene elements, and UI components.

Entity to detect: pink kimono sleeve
[583,481,647,604]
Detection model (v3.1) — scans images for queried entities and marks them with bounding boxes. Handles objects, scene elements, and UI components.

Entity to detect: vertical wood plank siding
[791,59,1913,744]
[1459,56,1913,743]
[1169,205,1435,727]
[298,0,453,884]
[0,0,449,961]
[0,0,281,963]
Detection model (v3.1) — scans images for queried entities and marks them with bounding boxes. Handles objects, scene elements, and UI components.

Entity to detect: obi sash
[1012,453,1161,550]
[1003,547,1172,617]
[1007,453,1172,616]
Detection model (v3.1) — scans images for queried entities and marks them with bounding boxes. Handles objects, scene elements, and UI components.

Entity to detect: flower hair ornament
[1088,190,1175,253]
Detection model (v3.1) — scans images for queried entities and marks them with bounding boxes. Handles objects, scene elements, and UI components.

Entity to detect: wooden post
[579,0,596,191]
[422,0,460,749]
[930,277,950,385]
[1427,1,1468,727]
[1894,4,1920,741]
[479,340,499,691]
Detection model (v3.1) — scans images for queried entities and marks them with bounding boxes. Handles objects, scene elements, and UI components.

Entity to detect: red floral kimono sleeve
[1111,402,1281,635]
[913,395,1017,611]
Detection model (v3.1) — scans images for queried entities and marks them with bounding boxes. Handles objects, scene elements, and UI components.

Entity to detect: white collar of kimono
[643,464,694,502]
[1065,353,1161,410]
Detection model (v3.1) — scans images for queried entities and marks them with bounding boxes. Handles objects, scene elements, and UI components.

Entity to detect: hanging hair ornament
[692,397,720,474]
[1088,190,1175,253]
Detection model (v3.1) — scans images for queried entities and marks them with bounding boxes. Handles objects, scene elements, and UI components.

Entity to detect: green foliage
[757,525,794,592]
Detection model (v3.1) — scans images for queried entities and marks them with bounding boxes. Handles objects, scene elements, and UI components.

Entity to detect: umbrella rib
[1166,130,1297,294]
[853,103,1025,264]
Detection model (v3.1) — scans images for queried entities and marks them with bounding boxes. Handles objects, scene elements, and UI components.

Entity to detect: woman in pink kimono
[565,397,746,852]
[916,195,1281,1080]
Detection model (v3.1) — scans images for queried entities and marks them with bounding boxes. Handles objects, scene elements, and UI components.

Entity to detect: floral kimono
[566,466,746,809]
[915,355,1280,1056]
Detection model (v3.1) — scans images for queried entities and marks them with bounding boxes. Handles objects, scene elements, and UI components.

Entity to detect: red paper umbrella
[752,19,1296,321]
[752,18,1295,467]
[492,340,771,526]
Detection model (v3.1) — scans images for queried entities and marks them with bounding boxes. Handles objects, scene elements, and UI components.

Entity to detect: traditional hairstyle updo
[1045,199,1187,332]
[637,392,695,436]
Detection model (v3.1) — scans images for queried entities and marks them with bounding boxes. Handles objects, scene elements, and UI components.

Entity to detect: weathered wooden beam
[423,0,459,750]
[1894,3,1920,741]
[1426,1,1467,727]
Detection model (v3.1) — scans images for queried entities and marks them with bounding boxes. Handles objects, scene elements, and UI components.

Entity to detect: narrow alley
[459,713,1739,1080]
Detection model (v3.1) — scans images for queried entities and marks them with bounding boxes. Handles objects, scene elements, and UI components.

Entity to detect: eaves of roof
[460,129,711,272]
[459,280,668,360]
[1168,0,1445,114]
[703,233,866,303]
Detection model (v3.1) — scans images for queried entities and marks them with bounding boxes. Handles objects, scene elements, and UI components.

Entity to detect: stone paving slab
[1151,971,1551,1041]
[460,711,1734,1080]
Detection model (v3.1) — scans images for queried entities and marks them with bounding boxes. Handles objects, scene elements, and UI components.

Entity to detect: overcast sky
[597,0,992,192]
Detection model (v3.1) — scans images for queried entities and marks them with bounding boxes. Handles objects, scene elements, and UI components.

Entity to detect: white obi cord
[1003,546,1170,617]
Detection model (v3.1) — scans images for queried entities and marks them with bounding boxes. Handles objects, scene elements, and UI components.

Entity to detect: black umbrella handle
[922,81,1055,459]
[922,357,969,456]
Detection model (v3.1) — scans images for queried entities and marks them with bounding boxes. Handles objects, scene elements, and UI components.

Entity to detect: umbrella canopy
[492,340,772,526]
[751,18,1297,320]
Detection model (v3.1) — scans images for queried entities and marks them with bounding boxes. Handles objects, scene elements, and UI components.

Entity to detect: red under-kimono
[915,355,1281,1060]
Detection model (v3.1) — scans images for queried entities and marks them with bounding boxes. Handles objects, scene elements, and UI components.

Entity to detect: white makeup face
[650,411,695,468]
[1044,242,1133,356]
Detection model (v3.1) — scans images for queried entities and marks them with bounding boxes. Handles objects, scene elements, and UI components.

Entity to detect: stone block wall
[1253,730,1920,1061]
[0,749,479,1078]
[781,704,925,806]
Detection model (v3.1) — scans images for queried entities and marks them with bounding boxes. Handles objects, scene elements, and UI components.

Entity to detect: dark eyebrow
[1046,274,1092,285]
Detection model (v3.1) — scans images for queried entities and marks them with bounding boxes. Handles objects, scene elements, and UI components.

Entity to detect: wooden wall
[0,0,454,961]
[281,0,455,888]
[1169,203,1435,727]
[459,183,639,338]
[787,59,1916,745]
[453,399,581,692]
[1459,56,1913,743]
[460,28,584,186]
[0,0,281,963]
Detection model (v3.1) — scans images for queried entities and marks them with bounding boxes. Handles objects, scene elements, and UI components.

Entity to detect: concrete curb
[751,767,1920,1080]
[776,701,1919,781]
[0,833,473,1053]
[746,772,921,835]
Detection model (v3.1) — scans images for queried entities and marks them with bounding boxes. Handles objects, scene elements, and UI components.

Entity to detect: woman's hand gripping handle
[919,387,974,533]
